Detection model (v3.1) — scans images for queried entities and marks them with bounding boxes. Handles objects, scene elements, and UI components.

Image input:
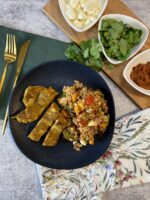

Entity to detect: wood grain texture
[43,0,150,109]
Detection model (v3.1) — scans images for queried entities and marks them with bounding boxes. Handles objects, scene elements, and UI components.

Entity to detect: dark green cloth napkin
[0,26,68,119]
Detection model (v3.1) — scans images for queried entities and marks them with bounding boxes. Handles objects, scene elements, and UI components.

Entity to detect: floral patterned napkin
[36,108,150,200]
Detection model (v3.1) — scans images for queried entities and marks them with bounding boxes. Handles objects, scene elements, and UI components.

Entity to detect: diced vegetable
[80,119,88,126]
[85,95,94,105]
[71,92,78,102]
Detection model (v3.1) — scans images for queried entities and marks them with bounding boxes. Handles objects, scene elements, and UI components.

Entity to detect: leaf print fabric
[36,108,150,200]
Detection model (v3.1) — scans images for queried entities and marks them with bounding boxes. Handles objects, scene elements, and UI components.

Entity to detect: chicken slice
[28,102,60,142]
[13,87,58,123]
[23,86,46,107]
[42,113,67,146]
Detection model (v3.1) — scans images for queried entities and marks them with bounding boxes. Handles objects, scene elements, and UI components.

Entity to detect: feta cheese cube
[70,0,80,8]
[73,19,84,28]
[65,5,77,20]
[78,10,87,20]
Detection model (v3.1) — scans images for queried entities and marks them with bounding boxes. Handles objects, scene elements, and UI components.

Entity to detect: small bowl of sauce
[130,62,150,90]
[123,49,150,96]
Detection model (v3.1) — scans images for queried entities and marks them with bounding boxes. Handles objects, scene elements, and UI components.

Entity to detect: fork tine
[13,35,17,56]
[5,34,9,53]
[11,35,14,55]
[8,34,11,54]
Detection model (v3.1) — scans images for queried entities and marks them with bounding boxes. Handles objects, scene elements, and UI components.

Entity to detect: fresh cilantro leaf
[108,63,114,69]
[120,38,128,57]
[82,47,89,59]
[99,19,143,61]
[65,43,81,60]
[65,38,105,72]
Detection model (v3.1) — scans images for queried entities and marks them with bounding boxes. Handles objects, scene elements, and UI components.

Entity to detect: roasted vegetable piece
[23,86,46,107]
[42,113,67,146]
[28,102,60,142]
[12,87,58,123]
[63,126,79,142]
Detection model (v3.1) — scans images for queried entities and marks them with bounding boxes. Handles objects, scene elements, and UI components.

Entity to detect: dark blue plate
[9,60,115,169]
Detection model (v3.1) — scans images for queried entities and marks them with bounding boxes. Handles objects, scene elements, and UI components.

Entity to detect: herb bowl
[98,14,149,64]
[58,0,108,32]
[123,49,150,96]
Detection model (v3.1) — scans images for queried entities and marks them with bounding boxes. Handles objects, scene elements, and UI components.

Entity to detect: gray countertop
[0,0,149,199]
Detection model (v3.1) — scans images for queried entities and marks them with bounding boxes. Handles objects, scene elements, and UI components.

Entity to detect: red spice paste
[130,62,150,90]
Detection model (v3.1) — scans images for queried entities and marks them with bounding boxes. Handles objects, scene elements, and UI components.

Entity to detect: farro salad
[58,80,110,151]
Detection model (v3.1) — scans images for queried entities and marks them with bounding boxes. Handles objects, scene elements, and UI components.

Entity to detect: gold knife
[2,40,31,135]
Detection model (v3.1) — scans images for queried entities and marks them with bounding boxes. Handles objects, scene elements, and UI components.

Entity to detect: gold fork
[0,34,17,96]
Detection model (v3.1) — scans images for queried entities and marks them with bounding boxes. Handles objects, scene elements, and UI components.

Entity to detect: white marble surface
[0,0,149,199]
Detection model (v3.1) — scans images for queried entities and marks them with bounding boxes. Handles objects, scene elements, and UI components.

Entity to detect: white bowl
[123,49,150,96]
[58,0,108,32]
[98,14,149,64]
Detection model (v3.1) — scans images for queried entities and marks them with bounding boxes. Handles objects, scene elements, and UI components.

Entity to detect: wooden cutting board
[43,0,150,109]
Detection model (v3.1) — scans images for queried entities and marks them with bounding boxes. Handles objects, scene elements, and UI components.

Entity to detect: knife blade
[2,40,31,135]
